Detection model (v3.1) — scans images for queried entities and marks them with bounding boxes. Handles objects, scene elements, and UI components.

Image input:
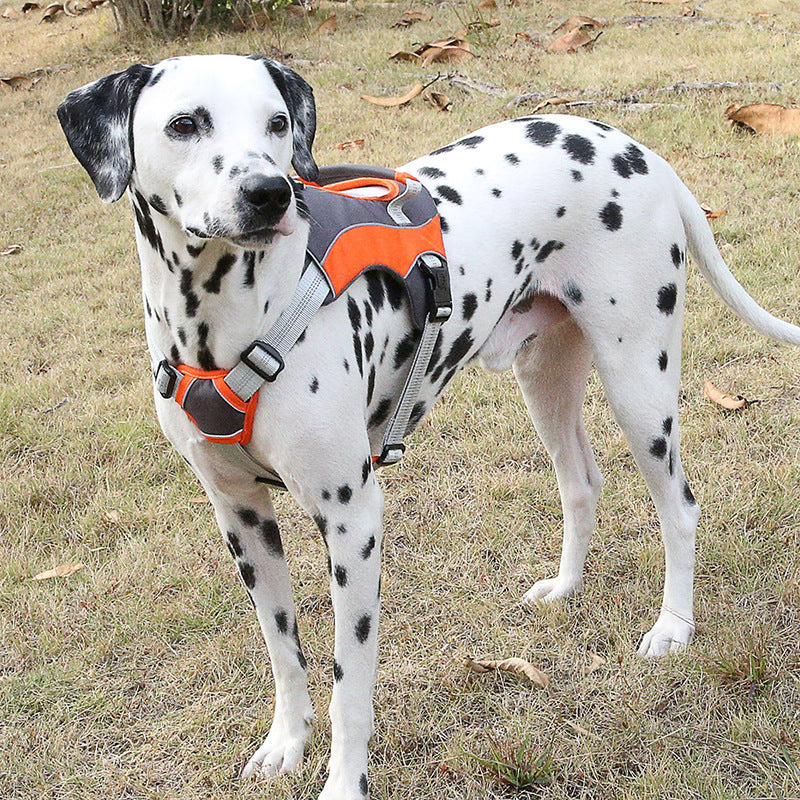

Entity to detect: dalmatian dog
[58,54,800,798]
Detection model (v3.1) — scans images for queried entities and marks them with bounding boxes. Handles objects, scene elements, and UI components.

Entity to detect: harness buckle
[154,360,179,399]
[376,443,405,466]
[240,340,285,382]
[423,255,452,322]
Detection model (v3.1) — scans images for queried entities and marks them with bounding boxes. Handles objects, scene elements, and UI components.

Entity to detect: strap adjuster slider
[154,360,179,399]
[241,340,284,382]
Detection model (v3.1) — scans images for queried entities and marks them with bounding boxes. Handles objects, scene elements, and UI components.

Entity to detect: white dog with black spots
[58,54,800,799]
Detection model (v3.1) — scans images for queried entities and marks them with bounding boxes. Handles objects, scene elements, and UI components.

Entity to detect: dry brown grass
[2,1,800,797]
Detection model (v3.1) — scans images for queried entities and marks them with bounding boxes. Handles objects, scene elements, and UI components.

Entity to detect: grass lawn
[1,0,799,797]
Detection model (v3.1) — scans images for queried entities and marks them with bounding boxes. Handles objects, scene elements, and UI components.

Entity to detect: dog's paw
[318,772,369,800]
[522,576,582,606]
[637,612,694,659]
[242,711,313,780]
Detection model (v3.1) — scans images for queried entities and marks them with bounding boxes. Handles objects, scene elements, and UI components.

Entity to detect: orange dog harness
[153,166,450,459]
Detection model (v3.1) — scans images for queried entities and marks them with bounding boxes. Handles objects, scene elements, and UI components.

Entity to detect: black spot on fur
[310,377,319,393]
[525,120,560,146]
[462,293,478,321]
[683,482,696,505]
[611,143,649,178]
[355,614,371,643]
[337,485,352,504]
[406,400,427,435]
[571,170,583,182]
[237,508,259,527]
[227,531,243,557]
[322,489,331,501]
[170,344,180,363]
[180,270,200,317]
[562,134,596,165]
[564,281,583,304]
[239,562,256,589]
[659,351,669,371]
[314,514,328,536]
[556,206,566,218]
[436,185,462,205]
[536,240,565,262]
[173,190,183,208]
[363,302,373,327]
[348,296,361,332]
[662,416,673,436]
[650,437,667,459]
[333,660,344,682]
[364,331,374,361]
[394,332,417,370]
[360,774,368,796]
[368,397,392,428]
[203,253,236,294]
[505,153,520,165]
[492,188,502,198]
[418,166,445,179]
[274,611,289,634]
[445,329,474,368]
[599,202,623,231]
[361,535,376,559]
[260,519,283,556]
[149,194,167,215]
[334,565,348,587]
[511,240,523,260]
[671,243,683,268]
[485,278,493,303]
[212,155,224,174]
[243,251,257,287]
[367,364,376,406]
[657,283,677,315]
[186,242,205,258]
[362,458,372,486]
[353,333,363,377]
[591,120,614,132]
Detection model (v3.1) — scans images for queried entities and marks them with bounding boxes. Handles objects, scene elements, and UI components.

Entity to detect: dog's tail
[677,178,800,346]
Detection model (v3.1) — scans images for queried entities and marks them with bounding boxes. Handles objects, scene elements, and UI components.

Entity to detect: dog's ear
[251,56,319,183]
[57,64,153,203]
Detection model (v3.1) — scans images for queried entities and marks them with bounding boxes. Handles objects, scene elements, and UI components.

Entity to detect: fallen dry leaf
[22,1,42,9]
[391,10,431,28]
[312,14,337,35]
[424,90,452,111]
[725,103,800,136]
[189,495,210,504]
[703,378,752,411]
[466,656,549,689]
[553,15,602,34]
[335,138,365,150]
[33,562,85,580]
[1,243,24,256]
[361,82,424,108]
[387,50,421,62]
[701,203,726,220]
[526,96,573,114]
[418,37,474,66]
[40,2,63,21]
[582,651,606,675]
[547,26,602,53]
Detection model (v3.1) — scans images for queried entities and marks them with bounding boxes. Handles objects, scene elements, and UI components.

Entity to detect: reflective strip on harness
[173,364,259,445]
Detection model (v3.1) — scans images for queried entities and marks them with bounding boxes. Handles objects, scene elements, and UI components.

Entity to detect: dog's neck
[131,191,309,371]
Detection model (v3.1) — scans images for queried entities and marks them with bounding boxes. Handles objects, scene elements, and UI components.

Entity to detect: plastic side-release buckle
[240,340,285,382]
[423,256,452,322]
[376,443,406,467]
[154,360,179,398]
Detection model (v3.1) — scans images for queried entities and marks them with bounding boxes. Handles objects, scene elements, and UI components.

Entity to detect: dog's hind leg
[513,316,604,606]
[201,481,314,779]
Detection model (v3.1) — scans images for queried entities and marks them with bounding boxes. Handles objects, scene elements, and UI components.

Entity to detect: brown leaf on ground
[312,14,337,35]
[526,96,573,114]
[701,203,726,220]
[33,563,85,580]
[703,378,752,411]
[552,15,602,34]
[391,10,431,28]
[424,91,452,111]
[466,656,550,688]
[22,2,42,10]
[40,2,63,21]
[725,103,800,136]
[418,37,474,66]
[582,651,606,675]
[547,26,601,53]
[335,138,365,150]
[361,82,424,108]
[387,50,421,62]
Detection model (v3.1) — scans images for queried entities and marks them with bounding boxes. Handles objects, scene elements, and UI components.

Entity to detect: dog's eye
[269,114,289,134]
[169,116,197,136]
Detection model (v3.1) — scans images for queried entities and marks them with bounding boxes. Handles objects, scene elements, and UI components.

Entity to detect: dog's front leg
[307,458,383,800]
[200,480,314,779]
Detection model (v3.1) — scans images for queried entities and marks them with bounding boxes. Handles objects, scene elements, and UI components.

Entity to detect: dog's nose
[240,175,291,215]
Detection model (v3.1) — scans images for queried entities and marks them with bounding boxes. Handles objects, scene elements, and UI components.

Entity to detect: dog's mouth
[227,226,280,247]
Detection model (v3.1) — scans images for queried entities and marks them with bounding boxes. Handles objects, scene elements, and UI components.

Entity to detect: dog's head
[57,54,318,248]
